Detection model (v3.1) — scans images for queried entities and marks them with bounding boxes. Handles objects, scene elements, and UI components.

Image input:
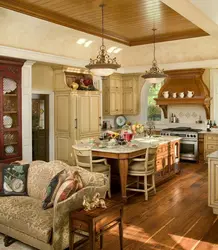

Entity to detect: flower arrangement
[131,123,144,134]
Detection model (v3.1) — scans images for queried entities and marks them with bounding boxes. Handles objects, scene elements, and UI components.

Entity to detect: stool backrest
[131,145,157,173]
[72,145,93,172]
[147,146,158,172]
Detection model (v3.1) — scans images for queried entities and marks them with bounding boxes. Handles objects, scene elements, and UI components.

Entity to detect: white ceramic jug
[187,90,194,98]
[172,92,177,98]
[162,91,169,98]
[179,92,185,98]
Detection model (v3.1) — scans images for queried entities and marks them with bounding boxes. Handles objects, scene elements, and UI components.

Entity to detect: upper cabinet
[0,57,25,163]
[122,75,140,115]
[102,73,140,116]
[103,74,123,115]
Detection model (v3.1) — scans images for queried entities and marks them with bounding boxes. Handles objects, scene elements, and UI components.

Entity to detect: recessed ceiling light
[84,40,93,47]
[107,46,117,53]
[113,48,122,54]
[77,38,86,45]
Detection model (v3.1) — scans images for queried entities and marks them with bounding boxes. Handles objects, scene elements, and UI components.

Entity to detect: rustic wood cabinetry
[102,73,140,116]
[102,74,123,115]
[0,58,24,163]
[122,75,139,115]
[204,134,218,162]
[55,90,101,165]
[208,153,218,215]
[54,69,101,165]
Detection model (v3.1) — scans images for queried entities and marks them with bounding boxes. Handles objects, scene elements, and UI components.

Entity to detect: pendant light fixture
[141,27,167,84]
[85,4,121,77]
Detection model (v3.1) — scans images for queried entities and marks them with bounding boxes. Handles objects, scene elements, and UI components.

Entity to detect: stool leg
[100,229,103,249]
[144,175,148,200]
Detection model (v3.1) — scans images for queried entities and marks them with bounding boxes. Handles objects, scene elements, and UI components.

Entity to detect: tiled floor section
[0,163,218,250]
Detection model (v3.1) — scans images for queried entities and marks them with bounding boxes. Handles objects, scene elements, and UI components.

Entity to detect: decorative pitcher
[179,92,185,98]
[187,90,194,98]
[172,92,177,98]
[162,91,169,98]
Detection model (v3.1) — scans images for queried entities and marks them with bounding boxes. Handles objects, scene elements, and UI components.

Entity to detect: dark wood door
[32,95,49,161]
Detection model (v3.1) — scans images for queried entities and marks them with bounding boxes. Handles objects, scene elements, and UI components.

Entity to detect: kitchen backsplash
[168,105,207,124]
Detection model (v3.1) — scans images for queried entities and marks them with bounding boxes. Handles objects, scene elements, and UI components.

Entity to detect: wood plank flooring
[82,162,218,250]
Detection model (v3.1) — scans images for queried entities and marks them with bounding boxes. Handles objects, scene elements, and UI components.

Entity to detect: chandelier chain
[100,3,105,46]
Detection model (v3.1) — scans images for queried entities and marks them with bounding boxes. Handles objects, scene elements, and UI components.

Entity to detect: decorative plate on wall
[115,115,126,127]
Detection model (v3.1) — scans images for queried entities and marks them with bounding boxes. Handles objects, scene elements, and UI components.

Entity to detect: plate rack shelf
[0,57,25,163]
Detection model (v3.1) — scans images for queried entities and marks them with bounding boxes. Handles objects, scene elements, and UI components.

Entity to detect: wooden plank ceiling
[0,0,208,46]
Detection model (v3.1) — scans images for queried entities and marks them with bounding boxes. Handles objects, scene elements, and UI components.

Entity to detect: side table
[69,200,124,250]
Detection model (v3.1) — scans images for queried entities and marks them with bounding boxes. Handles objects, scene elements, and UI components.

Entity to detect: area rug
[0,234,35,249]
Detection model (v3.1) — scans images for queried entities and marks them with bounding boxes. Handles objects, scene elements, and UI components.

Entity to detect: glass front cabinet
[0,57,25,163]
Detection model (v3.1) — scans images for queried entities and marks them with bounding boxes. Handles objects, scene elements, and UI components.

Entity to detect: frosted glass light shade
[90,68,116,77]
[143,77,165,84]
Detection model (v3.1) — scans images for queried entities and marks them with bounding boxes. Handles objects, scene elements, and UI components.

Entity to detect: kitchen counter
[92,136,181,154]
[199,129,218,134]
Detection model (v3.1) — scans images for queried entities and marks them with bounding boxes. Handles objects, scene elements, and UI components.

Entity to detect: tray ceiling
[0,0,208,46]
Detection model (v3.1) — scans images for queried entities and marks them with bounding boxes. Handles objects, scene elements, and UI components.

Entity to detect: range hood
[155,68,212,119]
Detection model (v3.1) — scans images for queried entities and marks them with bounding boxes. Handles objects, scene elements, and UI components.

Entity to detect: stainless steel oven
[180,138,198,161]
[161,127,200,161]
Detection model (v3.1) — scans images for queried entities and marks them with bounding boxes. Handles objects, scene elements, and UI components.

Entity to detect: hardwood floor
[82,162,218,250]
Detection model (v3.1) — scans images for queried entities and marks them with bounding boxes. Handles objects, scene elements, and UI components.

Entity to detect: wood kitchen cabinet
[55,90,101,165]
[54,68,101,165]
[102,74,123,115]
[204,133,218,162]
[102,73,140,116]
[122,74,140,115]
[208,153,218,215]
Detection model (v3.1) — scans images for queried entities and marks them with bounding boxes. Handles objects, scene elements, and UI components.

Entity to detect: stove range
[161,127,202,161]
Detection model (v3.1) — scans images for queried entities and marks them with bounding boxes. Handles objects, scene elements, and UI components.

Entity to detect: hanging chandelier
[141,28,167,84]
[85,4,121,77]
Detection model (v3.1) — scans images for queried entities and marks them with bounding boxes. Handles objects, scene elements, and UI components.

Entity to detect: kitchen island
[92,136,181,200]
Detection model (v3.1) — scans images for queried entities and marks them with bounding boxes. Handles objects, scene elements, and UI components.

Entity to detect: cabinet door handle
[75,119,77,129]
[99,117,101,126]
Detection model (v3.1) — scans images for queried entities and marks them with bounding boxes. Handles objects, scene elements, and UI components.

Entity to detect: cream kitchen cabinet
[102,73,140,116]
[122,75,140,115]
[102,74,123,115]
[204,133,218,162]
[55,90,101,165]
[208,151,218,215]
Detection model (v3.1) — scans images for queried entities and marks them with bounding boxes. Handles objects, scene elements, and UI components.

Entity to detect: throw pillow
[42,169,68,210]
[0,164,29,196]
[54,170,84,205]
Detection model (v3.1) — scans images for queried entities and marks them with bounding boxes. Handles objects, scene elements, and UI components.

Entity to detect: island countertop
[92,136,181,154]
